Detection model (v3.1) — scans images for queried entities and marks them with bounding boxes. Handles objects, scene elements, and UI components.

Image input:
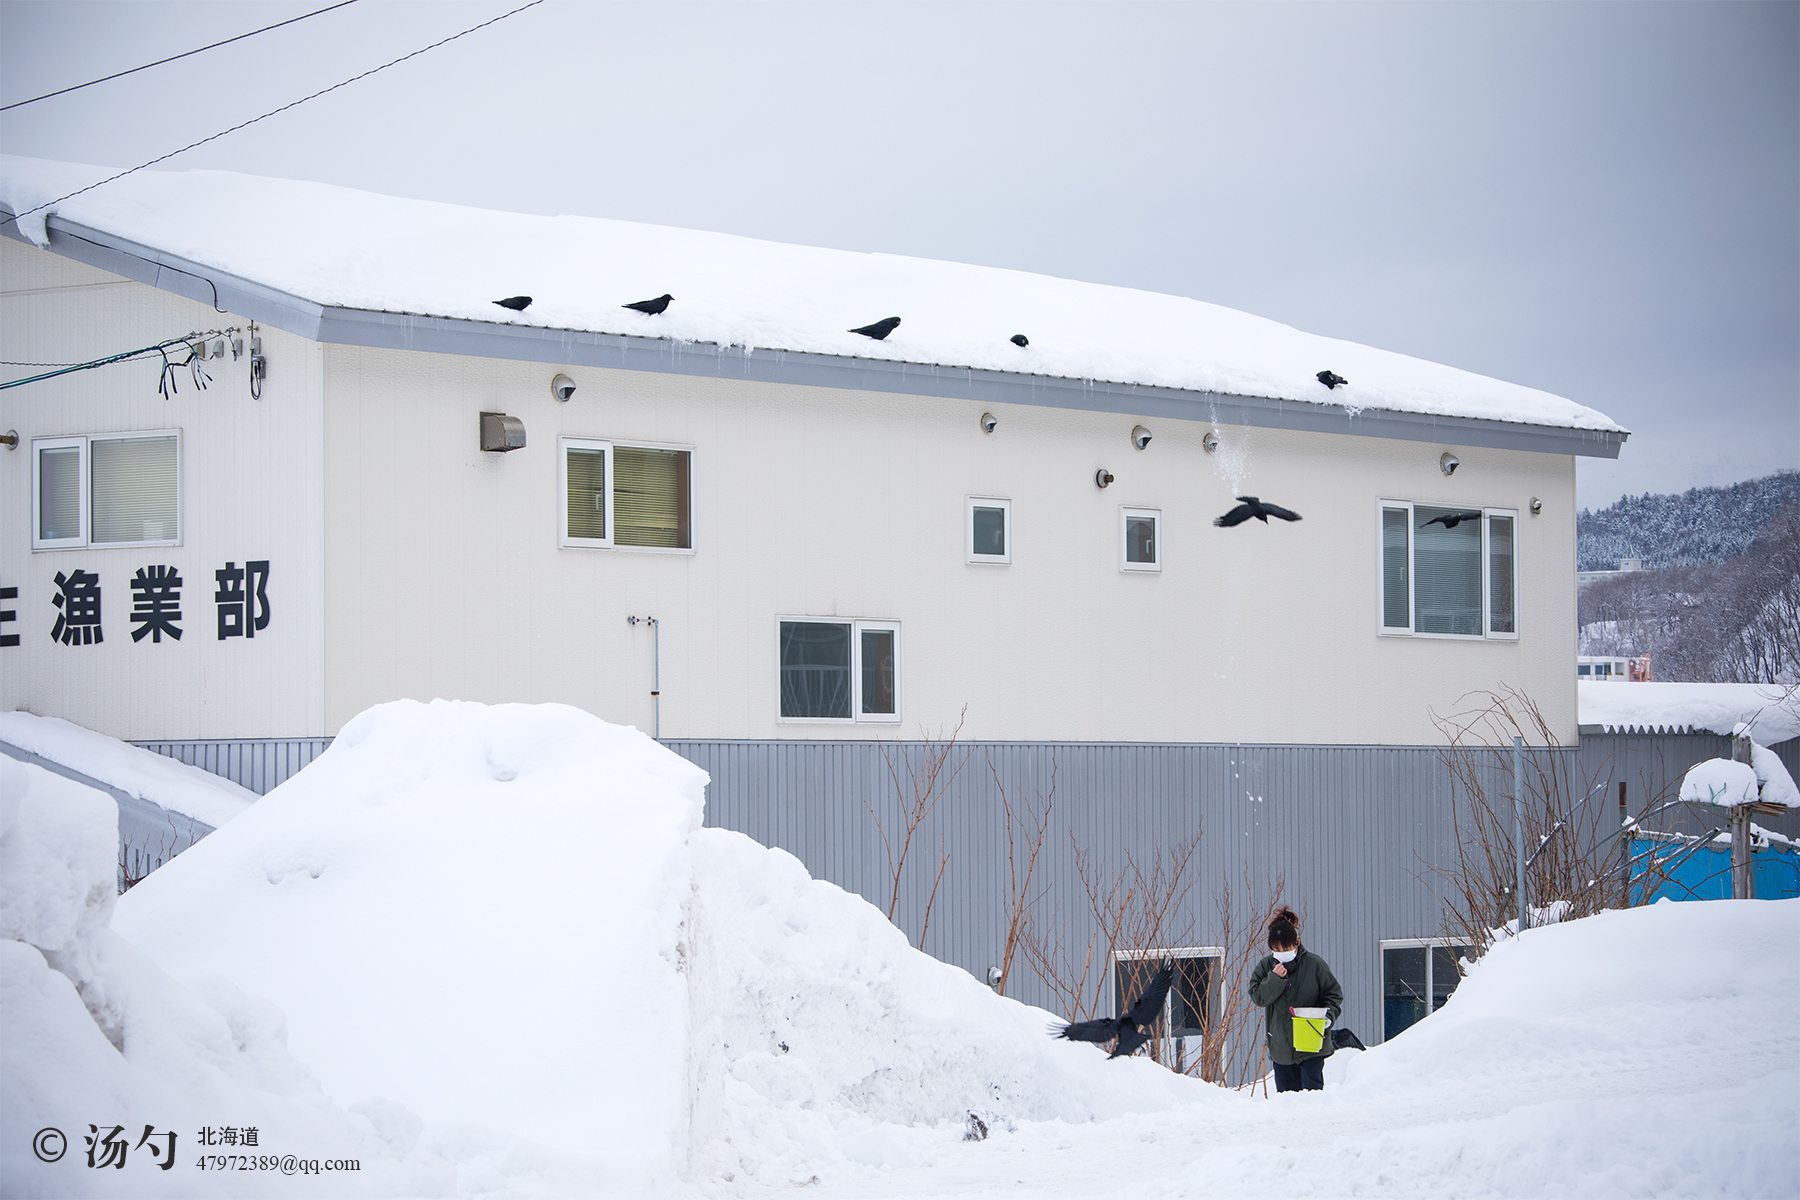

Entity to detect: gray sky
[2,1,1794,509]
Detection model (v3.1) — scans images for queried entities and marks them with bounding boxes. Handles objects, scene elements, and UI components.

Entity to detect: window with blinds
[31,431,178,550]
[560,438,691,550]
[91,435,177,544]
[1378,500,1518,640]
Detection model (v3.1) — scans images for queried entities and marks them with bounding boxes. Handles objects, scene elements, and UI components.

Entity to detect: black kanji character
[197,1126,219,1147]
[135,1125,177,1171]
[129,566,183,643]
[220,1126,239,1146]
[242,1127,259,1147]
[84,1124,128,1169]
[215,560,271,640]
[0,583,17,648]
[51,570,102,646]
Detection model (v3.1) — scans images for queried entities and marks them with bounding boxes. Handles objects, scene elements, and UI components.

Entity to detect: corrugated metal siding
[1577,733,1800,841]
[669,739,1476,1052]
[132,737,334,796]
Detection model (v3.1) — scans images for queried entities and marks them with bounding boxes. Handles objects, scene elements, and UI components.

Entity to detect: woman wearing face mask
[1247,906,1343,1093]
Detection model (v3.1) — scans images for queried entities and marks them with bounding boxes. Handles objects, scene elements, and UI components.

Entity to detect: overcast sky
[2,1,1794,509]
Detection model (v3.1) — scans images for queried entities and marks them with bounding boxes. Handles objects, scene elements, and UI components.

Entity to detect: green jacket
[1247,945,1344,1065]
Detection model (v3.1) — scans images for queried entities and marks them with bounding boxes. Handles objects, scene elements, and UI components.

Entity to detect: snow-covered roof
[1578,682,1800,743]
[1,156,1626,457]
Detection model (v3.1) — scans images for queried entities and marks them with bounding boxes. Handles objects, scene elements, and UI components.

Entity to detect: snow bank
[0,756,452,1198]
[686,829,1207,1186]
[1580,681,1800,742]
[112,700,706,1191]
[0,711,254,828]
[0,155,1623,435]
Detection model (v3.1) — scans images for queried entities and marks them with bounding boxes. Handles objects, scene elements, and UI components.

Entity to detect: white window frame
[966,496,1011,564]
[1120,506,1162,573]
[774,616,903,725]
[559,436,695,553]
[1376,499,1518,640]
[31,430,181,551]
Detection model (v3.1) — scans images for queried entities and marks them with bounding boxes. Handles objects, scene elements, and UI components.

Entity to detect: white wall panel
[321,343,1577,744]
[0,238,326,738]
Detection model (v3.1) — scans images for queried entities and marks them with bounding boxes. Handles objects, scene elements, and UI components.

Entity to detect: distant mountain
[1577,471,1800,572]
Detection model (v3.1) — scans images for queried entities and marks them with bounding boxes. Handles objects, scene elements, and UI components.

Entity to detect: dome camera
[1131,425,1152,451]
[1439,451,1460,477]
[551,373,577,402]
[979,412,998,434]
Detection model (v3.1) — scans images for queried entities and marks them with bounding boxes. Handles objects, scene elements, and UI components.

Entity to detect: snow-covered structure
[2,156,1640,1044]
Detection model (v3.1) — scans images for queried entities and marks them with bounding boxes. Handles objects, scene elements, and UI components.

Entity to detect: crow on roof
[1421,510,1483,529]
[623,293,673,315]
[1317,370,1348,389]
[1214,496,1303,527]
[493,296,532,311]
[1011,334,1029,347]
[1051,964,1174,1059]
[849,316,901,341]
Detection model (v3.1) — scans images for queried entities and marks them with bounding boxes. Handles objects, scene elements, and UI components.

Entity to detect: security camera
[1131,425,1152,451]
[980,412,998,434]
[1439,452,1460,477]
[1202,431,1220,455]
[551,373,577,402]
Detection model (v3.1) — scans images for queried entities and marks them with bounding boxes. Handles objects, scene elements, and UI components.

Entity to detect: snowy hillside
[1578,470,1800,571]
[4,701,1794,1198]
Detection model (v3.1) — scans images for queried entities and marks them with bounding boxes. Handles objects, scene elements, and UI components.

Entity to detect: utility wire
[1,1,363,112]
[0,328,234,391]
[3,0,545,225]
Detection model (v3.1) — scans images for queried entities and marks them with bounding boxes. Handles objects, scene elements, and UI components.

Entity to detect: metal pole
[1730,732,1753,899]
[649,616,660,741]
[1514,735,1526,936]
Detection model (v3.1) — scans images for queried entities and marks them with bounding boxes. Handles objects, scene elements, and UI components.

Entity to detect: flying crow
[1214,496,1303,527]
[1421,510,1483,530]
[623,293,673,315]
[493,296,533,311]
[1330,1027,1368,1052]
[849,316,902,341]
[1052,964,1174,1059]
[1011,334,1029,347]
[1317,370,1348,389]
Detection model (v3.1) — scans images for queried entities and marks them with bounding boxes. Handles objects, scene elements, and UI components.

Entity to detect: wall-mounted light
[985,966,1003,991]
[1530,496,1543,515]
[1203,431,1219,454]
[1096,468,1114,489]
[1439,451,1460,476]
[481,411,526,452]
[551,373,576,402]
[1131,424,1152,450]
[979,412,998,434]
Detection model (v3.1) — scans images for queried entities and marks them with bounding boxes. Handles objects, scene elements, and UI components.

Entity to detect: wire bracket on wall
[1,325,240,394]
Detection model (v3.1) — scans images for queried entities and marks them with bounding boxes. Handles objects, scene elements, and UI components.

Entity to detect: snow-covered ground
[4,701,1794,1198]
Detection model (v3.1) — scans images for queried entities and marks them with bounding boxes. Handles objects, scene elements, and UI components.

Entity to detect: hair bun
[1271,905,1299,929]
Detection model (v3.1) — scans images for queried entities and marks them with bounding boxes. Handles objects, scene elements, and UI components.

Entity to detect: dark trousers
[1273,1057,1325,1093]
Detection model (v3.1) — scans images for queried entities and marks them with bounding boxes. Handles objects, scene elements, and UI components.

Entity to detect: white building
[3,159,1633,1049]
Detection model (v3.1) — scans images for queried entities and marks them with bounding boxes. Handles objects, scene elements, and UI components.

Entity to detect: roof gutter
[4,212,1628,460]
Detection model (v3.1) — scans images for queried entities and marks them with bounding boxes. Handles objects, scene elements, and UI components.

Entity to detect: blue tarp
[1630,837,1800,903]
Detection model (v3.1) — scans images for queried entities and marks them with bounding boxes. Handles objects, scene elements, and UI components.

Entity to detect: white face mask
[1272,949,1297,964]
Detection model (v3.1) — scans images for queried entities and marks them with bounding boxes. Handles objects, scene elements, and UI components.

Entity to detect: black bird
[1421,510,1483,530]
[623,293,673,315]
[1317,370,1348,389]
[1011,334,1029,347]
[1052,964,1174,1059]
[1214,496,1303,527]
[849,316,901,341]
[1330,1027,1368,1052]
[493,296,532,312]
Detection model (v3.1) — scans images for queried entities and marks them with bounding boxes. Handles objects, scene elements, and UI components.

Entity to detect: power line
[3,0,545,226]
[0,1,364,112]
[0,328,235,391]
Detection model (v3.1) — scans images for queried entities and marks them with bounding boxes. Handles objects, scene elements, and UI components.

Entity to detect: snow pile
[686,830,1205,1186]
[113,700,706,1192]
[1580,680,1800,742]
[0,711,254,828]
[1736,729,1800,808]
[0,155,1623,435]
[0,756,452,1198]
[1680,758,1761,808]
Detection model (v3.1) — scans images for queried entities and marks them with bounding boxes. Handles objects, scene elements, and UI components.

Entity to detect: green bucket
[1291,1006,1328,1053]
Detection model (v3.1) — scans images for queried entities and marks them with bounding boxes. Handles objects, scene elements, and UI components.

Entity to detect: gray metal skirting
[130,737,335,797]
